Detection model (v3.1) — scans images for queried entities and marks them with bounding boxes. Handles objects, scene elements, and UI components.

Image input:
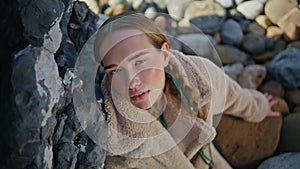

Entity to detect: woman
[94,11,279,169]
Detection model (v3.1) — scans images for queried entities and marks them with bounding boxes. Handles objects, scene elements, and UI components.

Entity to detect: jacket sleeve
[189,56,269,123]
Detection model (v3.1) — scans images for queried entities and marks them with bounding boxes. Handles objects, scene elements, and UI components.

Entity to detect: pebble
[221,19,244,46]
[268,48,300,88]
[246,22,265,36]
[184,0,226,21]
[176,33,216,57]
[259,80,285,97]
[277,7,300,40]
[190,15,226,34]
[167,0,193,20]
[215,0,234,8]
[242,33,265,55]
[252,51,272,63]
[255,15,272,29]
[223,63,244,81]
[264,0,298,24]
[266,26,283,39]
[237,0,264,20]
[215,45,247,64]
[237,64,266,89]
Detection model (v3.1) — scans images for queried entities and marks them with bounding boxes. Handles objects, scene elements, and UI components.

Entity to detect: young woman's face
[100,29,170,110]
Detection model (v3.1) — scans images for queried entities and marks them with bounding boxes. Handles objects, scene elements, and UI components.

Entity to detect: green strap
[157,114,168,129]
[195,148,214,167]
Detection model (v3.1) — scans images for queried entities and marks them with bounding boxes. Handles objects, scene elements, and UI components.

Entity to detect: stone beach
[1,0,299,168]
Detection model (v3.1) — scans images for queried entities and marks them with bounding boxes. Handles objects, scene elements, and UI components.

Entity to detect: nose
[129,74,141,91]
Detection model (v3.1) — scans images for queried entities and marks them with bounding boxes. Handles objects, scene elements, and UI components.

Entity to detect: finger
[264,93,272,101]
[267,111,281,117]
[270,100,278,107]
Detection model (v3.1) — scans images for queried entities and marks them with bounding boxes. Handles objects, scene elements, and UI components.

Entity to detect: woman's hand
[264,93,281,117]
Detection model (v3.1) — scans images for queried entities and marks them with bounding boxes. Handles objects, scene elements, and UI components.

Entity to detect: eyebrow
[104,51,150,70]
[104,64,118,70]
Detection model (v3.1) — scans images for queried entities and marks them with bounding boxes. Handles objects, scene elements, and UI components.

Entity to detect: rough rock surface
[214,115,282,169]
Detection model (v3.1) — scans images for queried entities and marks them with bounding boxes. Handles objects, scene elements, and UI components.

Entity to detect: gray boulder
[268,48,300,88]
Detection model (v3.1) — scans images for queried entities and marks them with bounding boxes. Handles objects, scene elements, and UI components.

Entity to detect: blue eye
[110,68,121,75]
[135,60,145,66]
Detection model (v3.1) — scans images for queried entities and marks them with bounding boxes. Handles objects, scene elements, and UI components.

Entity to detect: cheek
[109,76,128,95]
[140,68,165,87]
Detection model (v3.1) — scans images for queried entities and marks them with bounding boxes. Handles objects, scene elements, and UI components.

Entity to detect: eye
[110,68,121,75]
[135,60,145,66]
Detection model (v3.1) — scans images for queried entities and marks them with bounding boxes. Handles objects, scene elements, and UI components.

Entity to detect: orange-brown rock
[278,7,300,41]
[271,96,290,115]
[214,115,282,169]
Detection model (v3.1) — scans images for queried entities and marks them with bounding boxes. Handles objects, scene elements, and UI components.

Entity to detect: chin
[133,102,152,110]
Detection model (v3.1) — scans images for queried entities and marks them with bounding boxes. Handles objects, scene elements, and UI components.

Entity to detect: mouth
[130,90,150,101]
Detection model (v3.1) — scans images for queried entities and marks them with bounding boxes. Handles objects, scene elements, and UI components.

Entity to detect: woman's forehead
[100,29,156,64]
[99,28,146,57]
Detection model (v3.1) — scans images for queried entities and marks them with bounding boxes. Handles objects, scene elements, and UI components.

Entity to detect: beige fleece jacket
[100,50,269,169]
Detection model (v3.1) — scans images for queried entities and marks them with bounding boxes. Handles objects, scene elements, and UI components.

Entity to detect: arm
[190,56,270,122]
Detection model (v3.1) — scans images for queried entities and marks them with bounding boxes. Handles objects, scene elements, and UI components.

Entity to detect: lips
[130,90,150,101]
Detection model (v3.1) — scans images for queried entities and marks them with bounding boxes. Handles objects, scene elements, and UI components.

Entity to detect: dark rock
[277,113,300,153]
[18,0,64,46]
[54,143,79,169]
[215,45,247,64]
[287,41,300,49]
[285,88,300,105]
[267,48,300,88]
[259,80,285,97]
[293,106,300,113]
[59,0,73,50]
[53,114,68,145]
[190,15,226,34]
[258,153,300,169]
[223,63,244,81]
[176,33,216,57]
[221,19,244,46]
[237,64,266,89]
[242,33,265,55]
[264,37,275,50]
[8,45,62,168]
[238,19,252,32]
[56,41,78,77]
[68,1,99,51]
[247,22,265,36]
[76,132,106,168]
[252,51,272,63]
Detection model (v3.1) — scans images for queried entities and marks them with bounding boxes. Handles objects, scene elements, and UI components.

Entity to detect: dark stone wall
[0,1,106,168]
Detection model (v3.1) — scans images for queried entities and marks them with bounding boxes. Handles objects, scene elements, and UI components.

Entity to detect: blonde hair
[94,11,168,63]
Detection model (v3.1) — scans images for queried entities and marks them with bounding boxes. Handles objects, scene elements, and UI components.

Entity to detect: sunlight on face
[100,29,170,110]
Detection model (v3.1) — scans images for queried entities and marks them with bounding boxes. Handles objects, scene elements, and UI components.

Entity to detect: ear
[161,42,170,67]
